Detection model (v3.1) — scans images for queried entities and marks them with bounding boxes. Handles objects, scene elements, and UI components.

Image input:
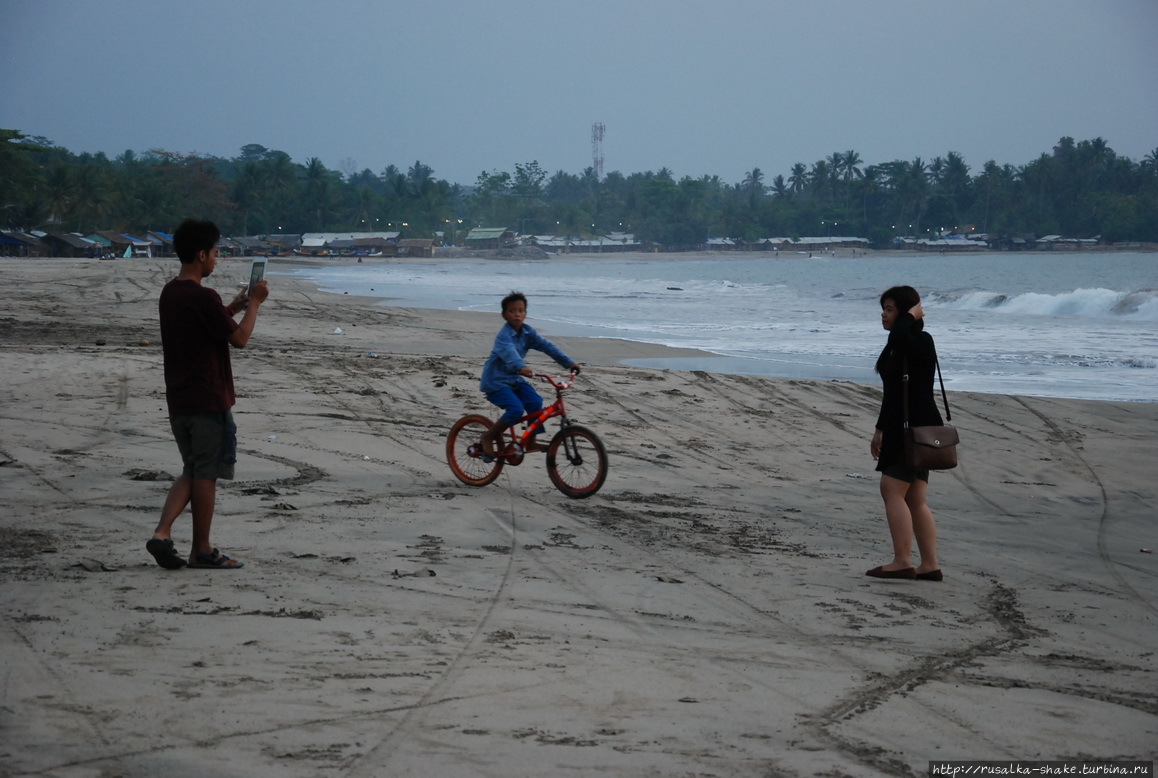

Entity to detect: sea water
[286,252,1158,403]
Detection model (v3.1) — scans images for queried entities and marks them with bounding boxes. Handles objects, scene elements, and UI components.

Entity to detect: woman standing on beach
[867,285,943,581]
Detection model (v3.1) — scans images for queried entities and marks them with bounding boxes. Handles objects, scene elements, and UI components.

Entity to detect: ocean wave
[943,287,1158,320]
[957,351,1156,370]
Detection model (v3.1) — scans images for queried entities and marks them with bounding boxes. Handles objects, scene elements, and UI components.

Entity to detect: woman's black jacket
[875,312,943,470]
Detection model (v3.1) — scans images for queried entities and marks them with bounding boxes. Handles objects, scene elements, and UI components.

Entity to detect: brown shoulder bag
[902,354,959,470]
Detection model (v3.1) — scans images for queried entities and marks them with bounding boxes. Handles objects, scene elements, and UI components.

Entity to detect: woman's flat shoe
[865,565,916,579]
[915,569,943,581]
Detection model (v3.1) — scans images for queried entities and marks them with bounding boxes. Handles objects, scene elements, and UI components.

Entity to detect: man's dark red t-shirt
[159,279,240,414]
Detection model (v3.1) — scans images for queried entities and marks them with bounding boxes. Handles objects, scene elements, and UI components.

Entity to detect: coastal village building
[464,227,514,249]
[5,224,1107,258]
[297,231,400,256]
[397,238,435,257]
[86,230,154,257]
[42,232,96,258]
[706,236,869,252]
[523,232,641,253]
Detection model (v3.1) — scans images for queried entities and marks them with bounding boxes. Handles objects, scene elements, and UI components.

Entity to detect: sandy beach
[1,256,1155,777]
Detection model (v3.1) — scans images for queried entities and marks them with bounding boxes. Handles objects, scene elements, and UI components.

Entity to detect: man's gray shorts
[170,411,237,480]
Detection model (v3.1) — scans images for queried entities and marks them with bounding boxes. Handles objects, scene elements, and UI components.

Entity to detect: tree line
[2,129,1156,247]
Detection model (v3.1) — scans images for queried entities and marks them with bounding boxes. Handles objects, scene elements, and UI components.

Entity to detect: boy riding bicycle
[479,291,580,456]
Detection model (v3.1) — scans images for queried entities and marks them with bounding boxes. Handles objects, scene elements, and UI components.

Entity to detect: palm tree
[304,157,333,230]
[1141,148,1158,181]
[977,160,1001,233]
[741,167,764,194]
[828,152,843,179]
[788,163,807,196]
[858,165,879,235]
[906,158,930,236]
[741,167,764,212]
[232,161,266,235]
[44,162,75,226]
[928,156,946,187]
[840,150,863,211]
[1018,152,1061,234]
[840,150,863,183]
[72,163,109,232]
[809,159,833,202]
[942,151,971,227]
[770,174,788,198]
[407,160,434,198]
[887,159,928,236]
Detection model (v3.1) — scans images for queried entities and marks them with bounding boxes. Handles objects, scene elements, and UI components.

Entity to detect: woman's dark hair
[876,285,923,374]
[880,285,921,317]
[501,290,528,313]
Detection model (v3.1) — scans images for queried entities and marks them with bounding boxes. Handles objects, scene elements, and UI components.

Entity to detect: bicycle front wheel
[546,426,608,498]
[447,414,503,487]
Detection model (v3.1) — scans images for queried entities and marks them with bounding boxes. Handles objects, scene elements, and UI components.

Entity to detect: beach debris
[332,327,344,334]
[125,468,172,481]
[1142,548,1153,553]
[367,351,378,358]
[392,568,437,578]
[362,455,371,461]
[486,629,516,644]
[267,434,278,440]
[95,339,106,345]
[73,558,118,572]
[846,472,868,479]
[138,338,150,346]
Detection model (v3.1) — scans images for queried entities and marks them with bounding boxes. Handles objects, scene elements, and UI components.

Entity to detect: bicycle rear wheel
[447,414,503,487]
[546,425,608,498]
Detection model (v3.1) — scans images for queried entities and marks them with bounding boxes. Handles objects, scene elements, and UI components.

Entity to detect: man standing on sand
[145,218,269,570]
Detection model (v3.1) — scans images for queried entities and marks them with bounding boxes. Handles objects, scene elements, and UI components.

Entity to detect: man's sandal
[188,548,244,569]
[146,538,187,570]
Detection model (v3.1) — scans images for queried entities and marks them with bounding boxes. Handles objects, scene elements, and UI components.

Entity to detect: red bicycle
[446,373,608,498]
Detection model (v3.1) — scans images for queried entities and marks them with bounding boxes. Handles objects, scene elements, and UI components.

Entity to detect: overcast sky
[2,0,1155,186]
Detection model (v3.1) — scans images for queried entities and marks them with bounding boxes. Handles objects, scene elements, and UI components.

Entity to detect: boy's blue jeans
[486,380,543,430]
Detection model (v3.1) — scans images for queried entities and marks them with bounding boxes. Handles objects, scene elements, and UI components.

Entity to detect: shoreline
[275,252,1157,405]
[2,258,1156,776]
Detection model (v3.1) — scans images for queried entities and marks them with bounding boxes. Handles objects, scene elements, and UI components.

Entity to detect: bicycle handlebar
[534,371,580,390]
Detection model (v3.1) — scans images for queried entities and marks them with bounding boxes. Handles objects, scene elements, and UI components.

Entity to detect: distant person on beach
[479,291,580,456]
[146,218,269,570]
[867,285,943,582]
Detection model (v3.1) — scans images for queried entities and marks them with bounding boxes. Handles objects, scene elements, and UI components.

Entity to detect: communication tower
[591,122,605,180]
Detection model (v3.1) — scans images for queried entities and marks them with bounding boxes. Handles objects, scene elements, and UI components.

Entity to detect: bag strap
[902,350,952,426]
[935,354,952,423]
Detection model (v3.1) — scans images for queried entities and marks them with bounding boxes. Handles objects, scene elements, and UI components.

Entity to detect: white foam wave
[944,287,1158,321]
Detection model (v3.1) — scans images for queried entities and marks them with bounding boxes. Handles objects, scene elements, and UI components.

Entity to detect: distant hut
[397,238,435,258]
[147,231,174,257]
[350,236,397,256]
[89,231,134,257]
[465,227,513,249]
[44,232,97,258]
[3,231,49,257]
